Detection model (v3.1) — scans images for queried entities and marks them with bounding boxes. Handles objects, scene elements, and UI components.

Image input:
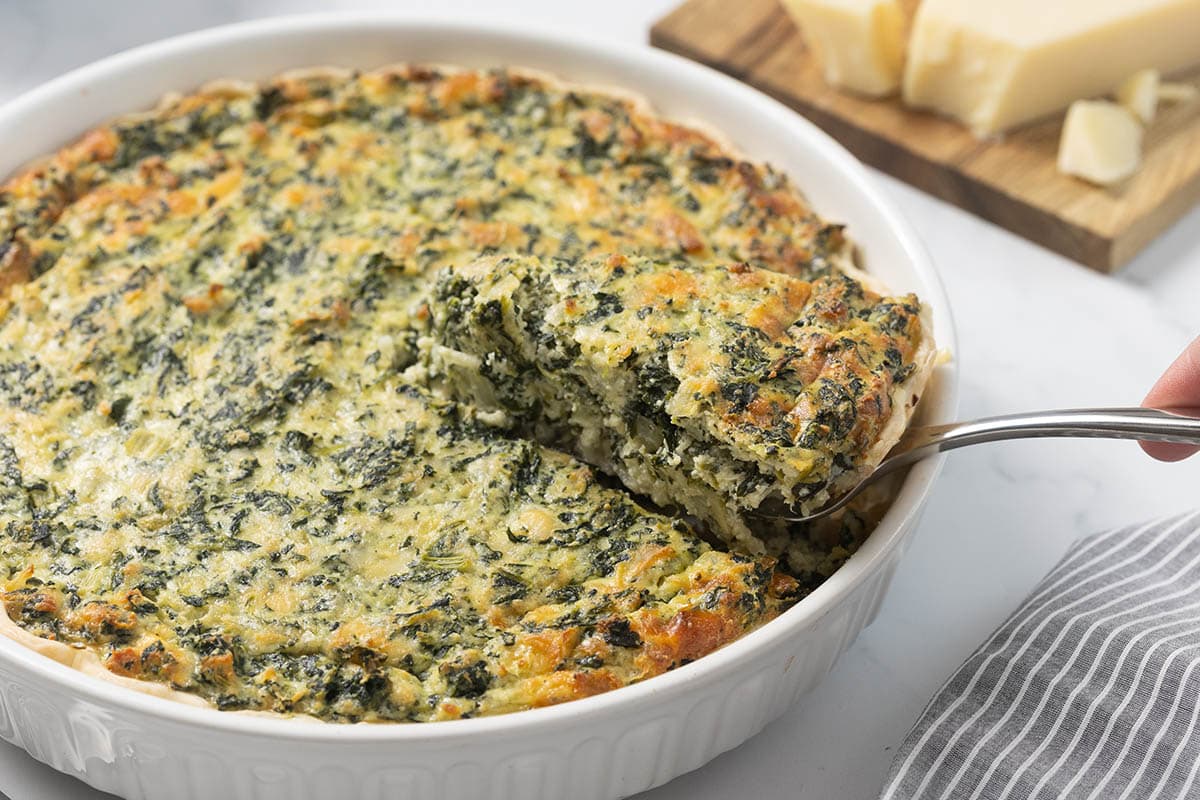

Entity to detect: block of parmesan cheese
[902,0,1200,136]
[781,0,908,97]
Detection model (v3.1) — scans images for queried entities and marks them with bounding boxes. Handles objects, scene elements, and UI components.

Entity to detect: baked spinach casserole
[0,65,934,722]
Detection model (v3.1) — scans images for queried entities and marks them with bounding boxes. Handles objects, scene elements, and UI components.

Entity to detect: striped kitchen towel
[881,510,1200,800]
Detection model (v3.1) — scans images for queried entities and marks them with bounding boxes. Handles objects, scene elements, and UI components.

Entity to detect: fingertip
[1143,339,1200,410]
[1140,440,1200,463]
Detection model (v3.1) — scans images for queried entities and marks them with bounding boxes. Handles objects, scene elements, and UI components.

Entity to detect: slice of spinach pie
[428,253,935,556]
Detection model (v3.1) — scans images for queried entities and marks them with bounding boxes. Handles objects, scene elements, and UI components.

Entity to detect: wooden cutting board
[650,0,1200,272]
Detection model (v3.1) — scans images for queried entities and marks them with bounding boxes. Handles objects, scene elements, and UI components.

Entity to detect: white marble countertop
[2,2,1199,798]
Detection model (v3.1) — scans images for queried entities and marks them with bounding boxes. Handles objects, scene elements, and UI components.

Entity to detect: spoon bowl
[760,407,1200,524]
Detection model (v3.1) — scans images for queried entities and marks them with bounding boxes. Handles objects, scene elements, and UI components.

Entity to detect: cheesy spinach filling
[0,65,927,721]
[430,253,926,557]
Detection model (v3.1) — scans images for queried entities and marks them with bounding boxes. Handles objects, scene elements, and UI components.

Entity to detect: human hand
[1142,336,1200,461]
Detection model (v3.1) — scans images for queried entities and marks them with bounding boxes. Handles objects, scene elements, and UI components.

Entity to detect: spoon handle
[884,407,1200,473]
[761,408,1200,524]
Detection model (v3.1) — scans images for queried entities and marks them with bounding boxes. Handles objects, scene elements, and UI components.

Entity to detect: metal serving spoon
[763,408,1200,524]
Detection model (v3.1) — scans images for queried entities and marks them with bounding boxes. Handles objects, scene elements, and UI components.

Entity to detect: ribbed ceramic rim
[0,14,959,745]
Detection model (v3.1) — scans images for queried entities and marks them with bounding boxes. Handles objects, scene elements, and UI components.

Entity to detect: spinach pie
[0,65,933,722]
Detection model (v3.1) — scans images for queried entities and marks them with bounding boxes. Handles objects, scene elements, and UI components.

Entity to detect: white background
[1,1,1198,798]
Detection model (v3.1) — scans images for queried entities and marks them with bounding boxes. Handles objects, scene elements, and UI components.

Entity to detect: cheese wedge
[781,0,908,97]
[903,0,1200,136]
[1057,101,1143,186]
[1116,69,1160,125]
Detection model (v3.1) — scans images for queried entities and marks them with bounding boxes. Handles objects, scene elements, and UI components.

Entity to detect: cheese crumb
[1158,82,1199,104]
[1057,101,1143,186]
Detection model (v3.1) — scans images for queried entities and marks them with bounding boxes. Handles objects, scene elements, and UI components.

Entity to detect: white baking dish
[0,16,958,800]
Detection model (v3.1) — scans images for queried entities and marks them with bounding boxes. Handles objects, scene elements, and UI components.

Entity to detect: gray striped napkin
[881,510,1200,800]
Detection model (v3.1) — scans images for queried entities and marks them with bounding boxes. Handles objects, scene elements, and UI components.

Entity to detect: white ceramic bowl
[0,16,958,800]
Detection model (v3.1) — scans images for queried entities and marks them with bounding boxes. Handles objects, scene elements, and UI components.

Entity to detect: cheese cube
[781,0,907,97]
[1057,101,1143,186]
[903,0,1200,137]
[1116,69,1159,124]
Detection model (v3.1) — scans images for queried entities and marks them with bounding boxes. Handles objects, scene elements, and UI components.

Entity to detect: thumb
[1142,336,1200,462]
